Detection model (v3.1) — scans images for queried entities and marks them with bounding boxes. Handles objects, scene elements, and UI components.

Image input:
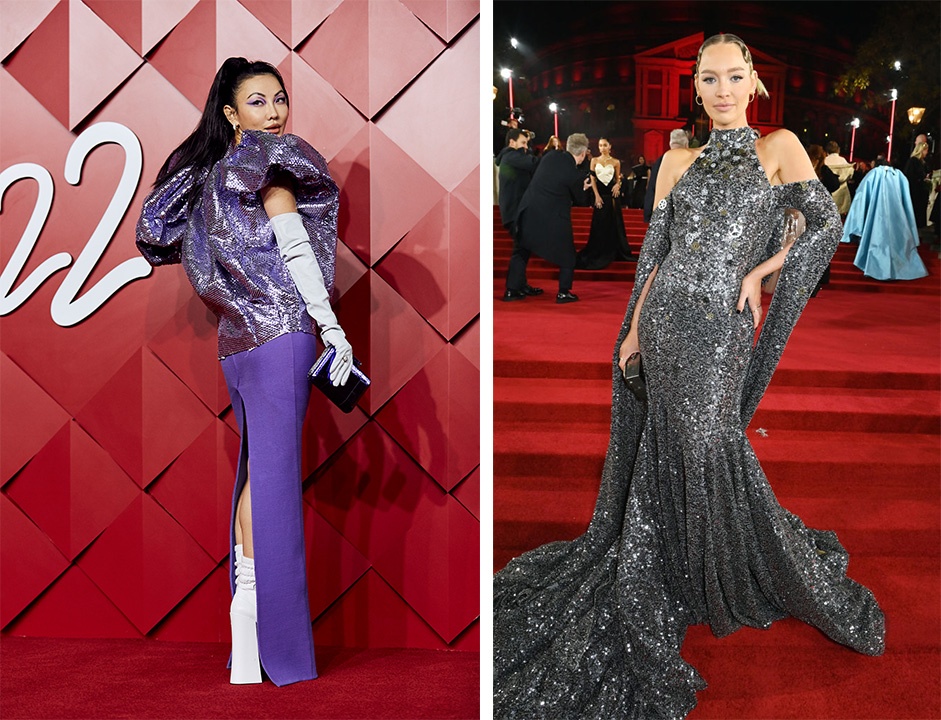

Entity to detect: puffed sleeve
[740,179,841,424]
[219,130,339,293]
[136,165,205,266]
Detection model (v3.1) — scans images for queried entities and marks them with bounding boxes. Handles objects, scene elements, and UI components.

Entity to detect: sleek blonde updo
[694,33,770,99]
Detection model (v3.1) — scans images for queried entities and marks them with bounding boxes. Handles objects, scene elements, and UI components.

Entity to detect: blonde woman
[494,33,884,718]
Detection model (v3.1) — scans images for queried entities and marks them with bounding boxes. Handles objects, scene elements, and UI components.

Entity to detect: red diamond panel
[148,0,289,110]
[151,564,231,642]
[452,316,480,370]
[313,570,448,649]
[76,349,213,487]
[450,618,480,651]
[366,126,447,264]
[304,503,371,620]
[84,0,142,53]
[328,123,372,265]
[84,0,201,56]
[454,163,481,219]
[147,297,230,416]
[452,467,480,520]
[337,271,444,414]
[301,391,369,479]
[140,0,201,55]
[400,0,478,42]
[0,353,70,485]
[2,565,141,638]
[376,345,479,491]
[149,420,240,562]
[4,421,139,560]
[76,494,216,633]
[3,0,142,129]
[0,0,58,60]
[0,494,69,627]
[238,0,343,49]
[297,0,444,118]
[328,124,446,267]
[3,1,69,127]
[308,424,478,642]
[375,19,478,191]
[375,193,479,339]
[334,234,370,297]
[278,52,366,163]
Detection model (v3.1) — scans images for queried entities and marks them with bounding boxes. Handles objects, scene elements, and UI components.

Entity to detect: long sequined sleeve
[615,193,674,353]
[219,130,339,294]
[136,166,205,265]
[740,179,841,424]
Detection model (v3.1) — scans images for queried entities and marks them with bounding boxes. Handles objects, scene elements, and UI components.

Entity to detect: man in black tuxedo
[496,129,543,298]
[505,133,591,304]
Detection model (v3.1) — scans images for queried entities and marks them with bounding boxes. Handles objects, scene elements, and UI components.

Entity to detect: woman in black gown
[576,138,635,269]
[629,154,651,208]
[494,33,884,719]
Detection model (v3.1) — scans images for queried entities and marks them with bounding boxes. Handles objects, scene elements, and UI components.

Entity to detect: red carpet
[494,206,941,718]
[0,638,478,719]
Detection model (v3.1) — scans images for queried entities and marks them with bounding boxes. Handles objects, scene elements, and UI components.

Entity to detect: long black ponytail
[154,57,288,198]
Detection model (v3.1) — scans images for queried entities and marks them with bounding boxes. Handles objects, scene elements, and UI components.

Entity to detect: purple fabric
[136,131,339,358]
[221,332,318,686]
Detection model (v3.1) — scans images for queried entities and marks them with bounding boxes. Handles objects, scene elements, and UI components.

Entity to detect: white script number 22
[0,122,152,327]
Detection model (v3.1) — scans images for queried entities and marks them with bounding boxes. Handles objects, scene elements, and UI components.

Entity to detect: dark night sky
[494,1,885,54]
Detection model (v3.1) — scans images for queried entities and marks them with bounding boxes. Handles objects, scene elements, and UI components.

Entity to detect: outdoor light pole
[887,88,898,163]
[500,68,514,119]
[549,103,559,137]
[849,118,860,162]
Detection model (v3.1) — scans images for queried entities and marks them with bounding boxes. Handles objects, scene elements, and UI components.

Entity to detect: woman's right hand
[594,195,603,209]
[618,331,640,373]
[322,327,353,386]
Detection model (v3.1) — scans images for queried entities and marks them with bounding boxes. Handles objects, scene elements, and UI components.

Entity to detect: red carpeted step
[494,423,940,495]
[492,205,941,295]
[494,377,940,433]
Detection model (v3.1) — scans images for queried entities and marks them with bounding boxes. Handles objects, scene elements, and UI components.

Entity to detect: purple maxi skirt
[220,331,318,686]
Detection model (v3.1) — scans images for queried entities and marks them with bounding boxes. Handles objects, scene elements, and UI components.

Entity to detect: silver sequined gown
[493,127,885,719]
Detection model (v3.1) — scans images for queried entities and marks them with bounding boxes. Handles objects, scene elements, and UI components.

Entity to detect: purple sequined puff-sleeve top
[136,130,339,358]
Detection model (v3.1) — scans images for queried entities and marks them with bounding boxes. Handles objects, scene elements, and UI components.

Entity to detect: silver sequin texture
[137,130,339,358]
[493,127,885,719]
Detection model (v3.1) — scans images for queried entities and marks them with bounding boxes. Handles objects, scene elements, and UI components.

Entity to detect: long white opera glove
[269,212,353,386]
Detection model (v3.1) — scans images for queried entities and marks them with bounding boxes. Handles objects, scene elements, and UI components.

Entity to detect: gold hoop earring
[694,95,703,106]
[748,92,756,103]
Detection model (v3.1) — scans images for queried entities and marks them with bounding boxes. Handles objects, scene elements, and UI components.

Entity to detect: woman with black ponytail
[137,57,352,686]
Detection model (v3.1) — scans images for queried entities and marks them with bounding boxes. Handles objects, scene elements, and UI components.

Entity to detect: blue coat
[841,166,927,280]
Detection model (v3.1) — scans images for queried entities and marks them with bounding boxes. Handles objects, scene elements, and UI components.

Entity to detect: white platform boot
[230,544,262,684]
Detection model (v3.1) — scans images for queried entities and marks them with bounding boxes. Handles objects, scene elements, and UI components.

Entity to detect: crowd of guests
[496,123,937,300]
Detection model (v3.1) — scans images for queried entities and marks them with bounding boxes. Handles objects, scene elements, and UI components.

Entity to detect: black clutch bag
[307,346,370,413]
[622,352,647,402]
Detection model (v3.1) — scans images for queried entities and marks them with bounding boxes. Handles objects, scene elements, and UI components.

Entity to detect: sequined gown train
[493,127,885,719]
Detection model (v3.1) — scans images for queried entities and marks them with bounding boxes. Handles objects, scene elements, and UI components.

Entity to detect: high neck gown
[493,126,885,719]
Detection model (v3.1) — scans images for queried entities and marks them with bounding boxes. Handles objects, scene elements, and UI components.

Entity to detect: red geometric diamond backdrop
[0,0,479,652]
